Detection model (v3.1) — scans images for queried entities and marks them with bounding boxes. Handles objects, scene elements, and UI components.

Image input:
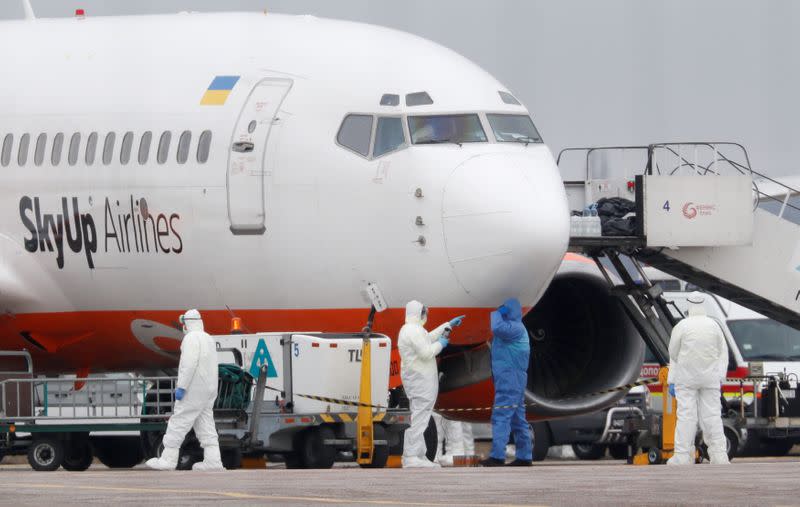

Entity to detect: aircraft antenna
[22,0,35,20]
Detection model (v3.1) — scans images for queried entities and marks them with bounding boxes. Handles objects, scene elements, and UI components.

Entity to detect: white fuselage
[0,12,569,372]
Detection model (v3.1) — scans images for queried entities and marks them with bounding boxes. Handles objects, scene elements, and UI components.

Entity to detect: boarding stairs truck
[559,142,800,458]
[0,328,410,471]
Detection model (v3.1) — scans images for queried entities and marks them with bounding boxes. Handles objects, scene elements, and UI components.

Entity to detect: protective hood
[502,298,523,321]
[182,309,205,333]
[405,300,427,325]
[687,292,706,317]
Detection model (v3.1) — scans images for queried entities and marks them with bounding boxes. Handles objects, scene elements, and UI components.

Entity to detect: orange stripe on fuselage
[0,307,495,374]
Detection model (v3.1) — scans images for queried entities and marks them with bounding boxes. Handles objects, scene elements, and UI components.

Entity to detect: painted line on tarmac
[0,482,548,507]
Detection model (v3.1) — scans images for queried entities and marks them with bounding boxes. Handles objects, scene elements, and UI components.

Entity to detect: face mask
[420,306,428,324]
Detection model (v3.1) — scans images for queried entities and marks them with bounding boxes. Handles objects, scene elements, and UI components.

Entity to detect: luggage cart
[0,332,410,471]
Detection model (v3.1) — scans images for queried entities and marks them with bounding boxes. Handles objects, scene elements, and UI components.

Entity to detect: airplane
[0,8,644,422]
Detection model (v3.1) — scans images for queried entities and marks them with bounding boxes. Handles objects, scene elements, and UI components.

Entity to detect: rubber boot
[192,445,224,471]
[145,447,179,470]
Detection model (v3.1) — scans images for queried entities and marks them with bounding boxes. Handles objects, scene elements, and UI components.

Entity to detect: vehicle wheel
[608,444,629,460]
[723,427,739,460]
[572,443,606,460]
[221,447,242,470]
[359,424,390,468]
[299,426,336,469]
[28,437,65,471]
[423,416,437,462]
[62,440,93,471]
[646,447,662,465]
[284,452,304,469]
[531,422,550,462]
[93,436,144,468]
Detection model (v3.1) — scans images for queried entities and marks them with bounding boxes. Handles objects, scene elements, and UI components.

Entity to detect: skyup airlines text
[19,196,183,269]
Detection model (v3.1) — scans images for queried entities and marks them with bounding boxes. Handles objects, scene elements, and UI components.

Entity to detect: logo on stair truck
[682,202,717,220]
[19,196,182,269]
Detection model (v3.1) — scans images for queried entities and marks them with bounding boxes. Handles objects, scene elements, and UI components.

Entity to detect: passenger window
[34,133,47,166]
[337,115,373,157]
[51,133,64,166]
[120,131,134,165]
[197,130,212,163]
[138,131,152,165]
[177,131,191,164]
[85,132,98,166]
[1,134,12,167]
[103,132,116,165]
[373,117,405,157]
[68,133,81,166]
[18,133,30,166]
[157,131,171,164]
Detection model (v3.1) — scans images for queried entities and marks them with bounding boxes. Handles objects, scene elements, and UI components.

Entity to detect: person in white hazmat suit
[146,309,223,471]
[666,292,730,465]
[398,300,464,468]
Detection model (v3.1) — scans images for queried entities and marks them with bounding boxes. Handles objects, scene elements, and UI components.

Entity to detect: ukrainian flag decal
[200,75,240,106]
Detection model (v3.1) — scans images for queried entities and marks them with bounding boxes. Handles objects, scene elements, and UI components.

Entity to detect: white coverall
[666,294,730,465]
[146,309,223,471]
[434,414,475,466]
[399,300,451,468]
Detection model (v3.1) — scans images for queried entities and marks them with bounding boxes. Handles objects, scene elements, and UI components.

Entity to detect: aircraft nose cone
[442,151,570,306]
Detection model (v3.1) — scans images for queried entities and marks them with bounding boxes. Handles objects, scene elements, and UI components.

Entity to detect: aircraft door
[227,79,292,235]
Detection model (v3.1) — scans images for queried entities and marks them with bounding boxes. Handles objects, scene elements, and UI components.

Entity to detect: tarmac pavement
[0,458,798,506]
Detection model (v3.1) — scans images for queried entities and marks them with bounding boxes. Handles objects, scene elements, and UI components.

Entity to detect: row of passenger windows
[336,113,542,159]
[0,130,213,168]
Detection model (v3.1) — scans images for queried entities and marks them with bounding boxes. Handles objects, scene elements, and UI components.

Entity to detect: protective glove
[497,305,510,317]
[175,388,186,401]
[438,336,449,349]
[450,315,465,327]
[668,384,676,398]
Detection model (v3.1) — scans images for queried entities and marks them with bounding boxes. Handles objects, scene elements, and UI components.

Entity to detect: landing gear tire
[608,444,629,461]
[761,438,793,457]
[28,437,65,471]
[572,443,606,460]
[359,424,390,469]
[62,439,93,471]
[532,423,551,462]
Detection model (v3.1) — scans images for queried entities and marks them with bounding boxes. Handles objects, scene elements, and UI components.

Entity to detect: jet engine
[437,259,645,422]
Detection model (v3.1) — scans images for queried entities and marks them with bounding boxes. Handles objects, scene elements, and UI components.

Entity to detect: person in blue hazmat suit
[146,309,223,471]
[480,298,532,466]
[666,292,730,465]
[398,300,464,468]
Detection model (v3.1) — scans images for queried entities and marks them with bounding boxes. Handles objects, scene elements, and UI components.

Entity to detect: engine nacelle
[437,260,644,421]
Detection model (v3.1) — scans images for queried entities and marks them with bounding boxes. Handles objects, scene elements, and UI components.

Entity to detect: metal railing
[0,376,177,422]
[558,141,800,222]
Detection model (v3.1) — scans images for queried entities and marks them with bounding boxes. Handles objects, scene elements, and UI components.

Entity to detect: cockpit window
[337,114,373,157]
[498,91,521,105]
[373,117,406,157]
[487,114,542,143]
[408,114,487,145]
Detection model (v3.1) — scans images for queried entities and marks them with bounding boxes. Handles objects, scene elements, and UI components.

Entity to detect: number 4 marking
[663,200,671,212]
